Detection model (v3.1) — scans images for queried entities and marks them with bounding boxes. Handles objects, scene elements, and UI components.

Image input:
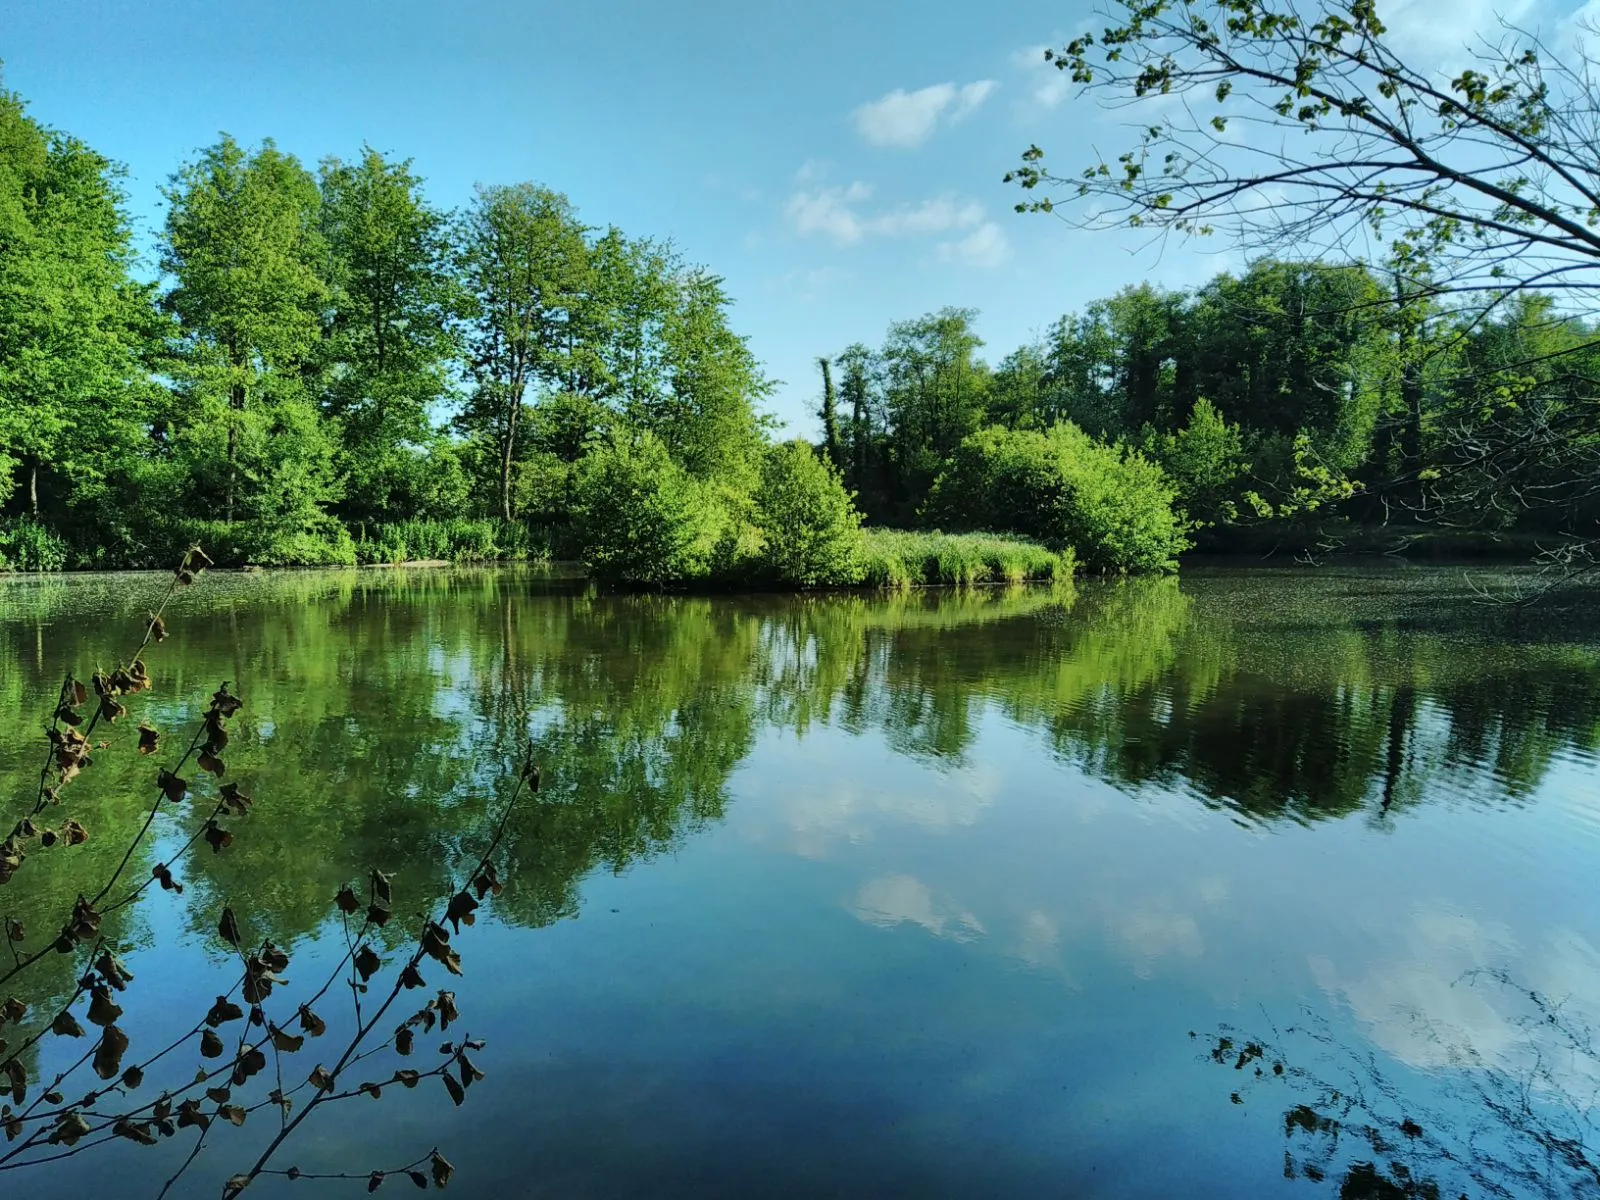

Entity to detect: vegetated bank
[13,71,1578,584]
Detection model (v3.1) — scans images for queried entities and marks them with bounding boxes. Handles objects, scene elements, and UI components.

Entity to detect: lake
[2,565,1598,1198]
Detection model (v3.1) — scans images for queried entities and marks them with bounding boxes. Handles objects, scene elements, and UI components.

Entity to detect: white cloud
[786,185,992,248]
[936,221,1012,268]
[853,79,999,148]
[1012,44,1072,109]
[952,79,998,120]
[793,158,829,185]
[872,195,985,237]
[785,181,875,244]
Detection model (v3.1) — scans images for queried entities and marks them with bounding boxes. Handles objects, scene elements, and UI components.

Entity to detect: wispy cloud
[785,184,994,251]
[1011,44,1072,109]
[853,79,998,148]
[785,182,876,243]
[937,221,1012,268]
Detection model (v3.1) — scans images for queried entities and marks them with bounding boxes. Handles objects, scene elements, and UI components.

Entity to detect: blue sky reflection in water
[2,566,1599,1197]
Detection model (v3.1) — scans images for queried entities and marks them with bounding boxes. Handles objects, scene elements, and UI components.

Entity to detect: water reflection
[1,565,1598,1195]
[3,570,1599,962]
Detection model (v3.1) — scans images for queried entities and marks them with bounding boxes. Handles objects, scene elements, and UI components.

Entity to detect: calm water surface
[2,565,1599,1198]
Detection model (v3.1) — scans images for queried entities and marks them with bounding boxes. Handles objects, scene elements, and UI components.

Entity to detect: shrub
[859,530,1072,589]
[1141,398,1250,527]
[165,517,358,567]
[753,442,865,586]
[925,423,1189,572]
[0,517,69,571]
[570,432,728,585]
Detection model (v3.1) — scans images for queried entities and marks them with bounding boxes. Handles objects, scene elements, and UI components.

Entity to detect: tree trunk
[28,460,38,518]
[500,394,519,522]
[225,381,245,525]
[818,357,840,469]
[226,337,245,525]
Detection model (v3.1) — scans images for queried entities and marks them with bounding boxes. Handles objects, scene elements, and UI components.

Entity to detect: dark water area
[2,565,1598,1198]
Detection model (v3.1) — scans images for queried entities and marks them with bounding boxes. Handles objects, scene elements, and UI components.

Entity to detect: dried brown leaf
[92,1024,129,1080]
[220,782,252,816]
[354,945,381,982]
[113,1117,157,1145]
[95,950,134,990]
[203,821,234,853]
[431,1151,453,1188]
[444,890,478,935]
[157,770,187,804]
[436,991,459,1030]
[297,1004,326,1037]
[87,986,122,1027]
[206,996,243,1027]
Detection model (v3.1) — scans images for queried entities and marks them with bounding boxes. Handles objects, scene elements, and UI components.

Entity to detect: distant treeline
[818,266,1600,558]
[3,75,1592,580]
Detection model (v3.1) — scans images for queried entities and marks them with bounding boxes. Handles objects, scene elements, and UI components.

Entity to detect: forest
[2,77,1596,582]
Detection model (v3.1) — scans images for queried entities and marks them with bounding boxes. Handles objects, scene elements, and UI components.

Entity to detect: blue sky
[1,0,1574,433]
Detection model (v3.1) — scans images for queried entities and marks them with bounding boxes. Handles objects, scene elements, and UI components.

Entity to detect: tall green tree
[454,183,590,519]
[879,307,990,515]
[317,147,461,523]
[590,231,678,411]
[161,135,336,530]
[636,268,771,488]
[0,85,155,522]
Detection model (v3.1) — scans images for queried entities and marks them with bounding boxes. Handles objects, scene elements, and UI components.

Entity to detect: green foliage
[162,517,358,567]
[752,442,864,586]
[1142,398,1249,526]
[318,147,462,524]
[926,424,1189,572]
[454,183,592,521]
[160,135,341,550]
[0,517,68,571]
[859,529,1073,588]
[0,85,159,523]
[571,432,728,585]
[353,518,545,565]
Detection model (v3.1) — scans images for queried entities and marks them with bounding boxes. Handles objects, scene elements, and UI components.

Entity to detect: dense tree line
[7,62,1597,580]
[0,82,784,573]
[821,264,1600,558]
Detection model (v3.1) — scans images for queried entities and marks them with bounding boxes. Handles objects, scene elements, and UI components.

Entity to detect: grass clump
[860,529,1073,589]
[354,518,547,565]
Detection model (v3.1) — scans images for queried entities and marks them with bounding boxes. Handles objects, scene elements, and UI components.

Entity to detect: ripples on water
[1,564,1598,1197]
